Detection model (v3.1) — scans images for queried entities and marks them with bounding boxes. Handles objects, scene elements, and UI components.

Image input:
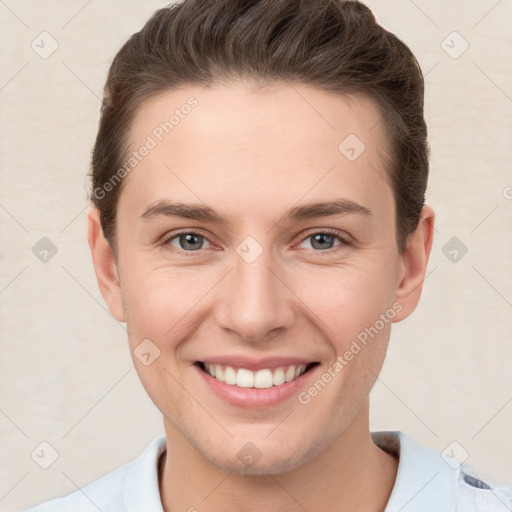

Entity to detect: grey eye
[169,233,211,251]
[304,233,340,251]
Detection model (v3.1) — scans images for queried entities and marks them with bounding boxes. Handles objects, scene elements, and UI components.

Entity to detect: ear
[392,205,435,322]
[87,207,125,322]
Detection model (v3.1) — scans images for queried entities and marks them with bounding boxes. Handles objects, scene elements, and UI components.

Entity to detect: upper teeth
[203,363,308,388]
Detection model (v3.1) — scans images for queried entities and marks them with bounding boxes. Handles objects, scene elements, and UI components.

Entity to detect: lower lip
[194,363,319,408]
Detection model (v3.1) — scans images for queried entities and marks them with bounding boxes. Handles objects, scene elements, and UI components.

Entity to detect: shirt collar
[124,435,167,512]
[372,431,460,512]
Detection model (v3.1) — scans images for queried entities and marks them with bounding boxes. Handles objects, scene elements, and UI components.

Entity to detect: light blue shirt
[25,431,512,511]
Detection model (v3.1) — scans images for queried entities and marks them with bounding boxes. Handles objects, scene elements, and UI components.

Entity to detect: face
[90,82,433,475]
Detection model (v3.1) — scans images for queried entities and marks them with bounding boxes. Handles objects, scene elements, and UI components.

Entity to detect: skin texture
[88,82,435,511]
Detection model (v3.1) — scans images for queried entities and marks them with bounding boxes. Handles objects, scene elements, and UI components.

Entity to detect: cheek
[120,267,216,348]
[293,261,396,342]
[120,271,204,412]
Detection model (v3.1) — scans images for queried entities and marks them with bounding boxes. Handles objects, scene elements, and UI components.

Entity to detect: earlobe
[87,208,125,322]
[392,205,435,322]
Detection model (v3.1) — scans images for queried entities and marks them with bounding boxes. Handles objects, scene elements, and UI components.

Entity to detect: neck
[159,401,398,512]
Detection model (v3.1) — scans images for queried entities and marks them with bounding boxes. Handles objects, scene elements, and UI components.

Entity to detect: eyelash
[159,228,351,256]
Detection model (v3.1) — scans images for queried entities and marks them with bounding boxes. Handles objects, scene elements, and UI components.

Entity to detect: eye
[160,228,350,255]
[162,230,212,252]
[297,229,350,252]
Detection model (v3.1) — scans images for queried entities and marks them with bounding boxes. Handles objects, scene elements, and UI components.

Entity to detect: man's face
[112,83,409,474]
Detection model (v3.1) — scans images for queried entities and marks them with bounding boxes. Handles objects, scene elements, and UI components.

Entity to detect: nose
[215,246,295,343]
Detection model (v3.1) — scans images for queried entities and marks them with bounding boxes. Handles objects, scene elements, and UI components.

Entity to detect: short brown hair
[90,0,429,256]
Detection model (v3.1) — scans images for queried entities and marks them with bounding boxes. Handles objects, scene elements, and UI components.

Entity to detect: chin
[207,451,305,476]
[196,433,324,476]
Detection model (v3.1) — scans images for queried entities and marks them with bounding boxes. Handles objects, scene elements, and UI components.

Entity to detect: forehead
[129,82,387,154]
[121,82,393,220]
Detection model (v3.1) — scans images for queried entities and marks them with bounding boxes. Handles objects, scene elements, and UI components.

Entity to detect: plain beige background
[1,1,511,510]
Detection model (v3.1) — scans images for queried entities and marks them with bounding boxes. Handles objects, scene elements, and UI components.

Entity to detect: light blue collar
[372,431,460,512]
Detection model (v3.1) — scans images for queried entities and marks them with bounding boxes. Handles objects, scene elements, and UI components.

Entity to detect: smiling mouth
[195,361,320,389]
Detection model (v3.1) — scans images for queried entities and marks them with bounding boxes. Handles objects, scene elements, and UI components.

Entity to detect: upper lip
[196,356,318,372]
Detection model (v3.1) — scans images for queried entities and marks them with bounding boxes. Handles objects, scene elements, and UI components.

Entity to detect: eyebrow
[140,198,373,224]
